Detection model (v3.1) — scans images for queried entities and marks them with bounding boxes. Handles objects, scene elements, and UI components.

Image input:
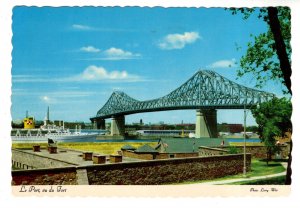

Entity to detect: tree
[251,98,292,164]
[246,125,258,133]
[230,7,292,184]
[230,7,291,94]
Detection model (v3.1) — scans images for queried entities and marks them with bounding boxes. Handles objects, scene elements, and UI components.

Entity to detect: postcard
[1,1,300,209]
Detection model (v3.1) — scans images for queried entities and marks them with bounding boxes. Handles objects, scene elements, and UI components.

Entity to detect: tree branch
[267,7,292,94]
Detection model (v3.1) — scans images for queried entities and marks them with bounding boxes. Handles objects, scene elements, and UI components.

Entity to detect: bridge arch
[91,70,274,137]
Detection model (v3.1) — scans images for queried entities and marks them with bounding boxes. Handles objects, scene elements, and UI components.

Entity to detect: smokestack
[47,106,50,121]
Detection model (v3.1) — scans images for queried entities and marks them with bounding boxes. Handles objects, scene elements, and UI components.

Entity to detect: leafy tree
[246,125,258,133]
[230,7,291,94]
[228,146,238,154]
[230,6,292,184]
[251,98,292,164]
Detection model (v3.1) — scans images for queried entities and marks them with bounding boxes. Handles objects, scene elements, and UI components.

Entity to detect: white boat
[11,108,99,143]
[11,128,98,143]
[11,123,99,143]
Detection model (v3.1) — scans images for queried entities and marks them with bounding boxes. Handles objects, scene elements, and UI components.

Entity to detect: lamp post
[243,102,258,177]
[243,103,247,177]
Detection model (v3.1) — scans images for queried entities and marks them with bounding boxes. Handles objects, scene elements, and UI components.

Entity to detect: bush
[228,146,238,154]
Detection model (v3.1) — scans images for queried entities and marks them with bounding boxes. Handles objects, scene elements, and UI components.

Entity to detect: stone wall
[199,146,229,156]
[122,150,154,160]
[172,153,199,158]
[12,149,77,169]
[221,145,289,159]
[11,148,251,185]
[12,167,77,185]
[122,150,199,160]
[85,154,251,185]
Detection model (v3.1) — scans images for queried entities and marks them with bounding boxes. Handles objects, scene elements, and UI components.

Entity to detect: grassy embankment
[12,142,158,155]
[59,142,158,155]
[230,175,286,185]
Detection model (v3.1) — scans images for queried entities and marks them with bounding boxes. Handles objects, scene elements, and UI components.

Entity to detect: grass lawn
[58,142,157,155]
[230,175,286,185]
[12,142,158,155]
[12,143,48,149]
[247,159,286,177]
[180,159,286,184]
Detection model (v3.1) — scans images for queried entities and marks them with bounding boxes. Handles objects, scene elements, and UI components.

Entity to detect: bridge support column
[111,115,125,136]
[195,109,218,138]
[92,119,105,129]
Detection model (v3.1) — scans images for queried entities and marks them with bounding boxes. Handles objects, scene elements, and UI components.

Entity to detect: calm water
[227,138,261,143]
[70,129,107,134]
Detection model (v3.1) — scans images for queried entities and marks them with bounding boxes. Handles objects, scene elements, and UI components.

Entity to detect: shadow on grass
[236,175,286,185]
[259,158,288,163]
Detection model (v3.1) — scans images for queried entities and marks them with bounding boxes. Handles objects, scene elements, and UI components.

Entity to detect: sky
[11,7,286,125]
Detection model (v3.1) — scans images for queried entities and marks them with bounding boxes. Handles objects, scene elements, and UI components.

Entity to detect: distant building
[175,123,195,130]
[218,123,243,133]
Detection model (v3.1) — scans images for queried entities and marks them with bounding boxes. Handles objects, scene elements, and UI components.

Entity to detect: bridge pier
[195,109,218,138]
[92,119,106,129]
[111,115,125,136]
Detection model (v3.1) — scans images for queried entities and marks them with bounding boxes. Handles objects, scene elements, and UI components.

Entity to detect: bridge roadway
[90,70,274,138]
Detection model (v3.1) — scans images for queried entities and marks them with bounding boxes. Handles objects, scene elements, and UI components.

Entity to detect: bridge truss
[91,70,275,120]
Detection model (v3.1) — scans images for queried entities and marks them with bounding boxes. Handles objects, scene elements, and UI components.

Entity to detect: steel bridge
[91,70,274,137]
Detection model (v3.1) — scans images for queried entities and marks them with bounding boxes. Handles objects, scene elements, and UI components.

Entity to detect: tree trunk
[285,140,292,184]
[267,7,292,95]
[267,6,292,184]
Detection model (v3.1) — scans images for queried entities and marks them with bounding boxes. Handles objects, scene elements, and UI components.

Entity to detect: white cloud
[40,96,56,104]
[80,46,100,53]
[158,32,200,50]
[76,65,142,82]
[12,66,145,83]
[208,58,237,68]
[102,47,141,60]
[72,24,93,30]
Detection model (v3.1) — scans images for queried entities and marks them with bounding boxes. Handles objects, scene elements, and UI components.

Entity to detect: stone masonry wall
[199,146,228,156]
[85,154,251,185]
[221,145,289,159]
[122,150,154,160]
[12,168,77,185]
[12,150,251,185]
[173,153,199,158]
[123,150,199,160]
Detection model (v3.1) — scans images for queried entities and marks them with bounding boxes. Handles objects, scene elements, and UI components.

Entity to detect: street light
[243,103,247,177]
[243,101,259,177]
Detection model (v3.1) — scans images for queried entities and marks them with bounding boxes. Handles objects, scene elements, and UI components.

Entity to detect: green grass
[179,159,286,184]
[59,142,157,155]
[12,143,48,149]
[230,175,286,185]
[12,142,157,155]
[248,159,285,177]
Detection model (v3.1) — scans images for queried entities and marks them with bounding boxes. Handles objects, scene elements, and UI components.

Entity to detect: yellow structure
[23,117,35,129]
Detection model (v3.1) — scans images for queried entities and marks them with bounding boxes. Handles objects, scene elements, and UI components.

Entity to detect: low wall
[12,167,77,185]
[221,145,289,159]
[122,150,199,160]
[173,153,199,158]
[199,146,228,156]
[85,154,251,185]
[122,150,154,160]
[11,154,251,185]
[12,149,77,169]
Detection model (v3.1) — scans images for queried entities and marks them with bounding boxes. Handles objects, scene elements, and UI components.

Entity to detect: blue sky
[11,7,285,125]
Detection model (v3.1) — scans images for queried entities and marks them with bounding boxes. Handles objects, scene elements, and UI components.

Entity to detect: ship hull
[11,134,98,143]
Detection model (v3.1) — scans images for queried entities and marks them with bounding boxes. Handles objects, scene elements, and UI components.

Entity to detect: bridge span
[90,70,274,138]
